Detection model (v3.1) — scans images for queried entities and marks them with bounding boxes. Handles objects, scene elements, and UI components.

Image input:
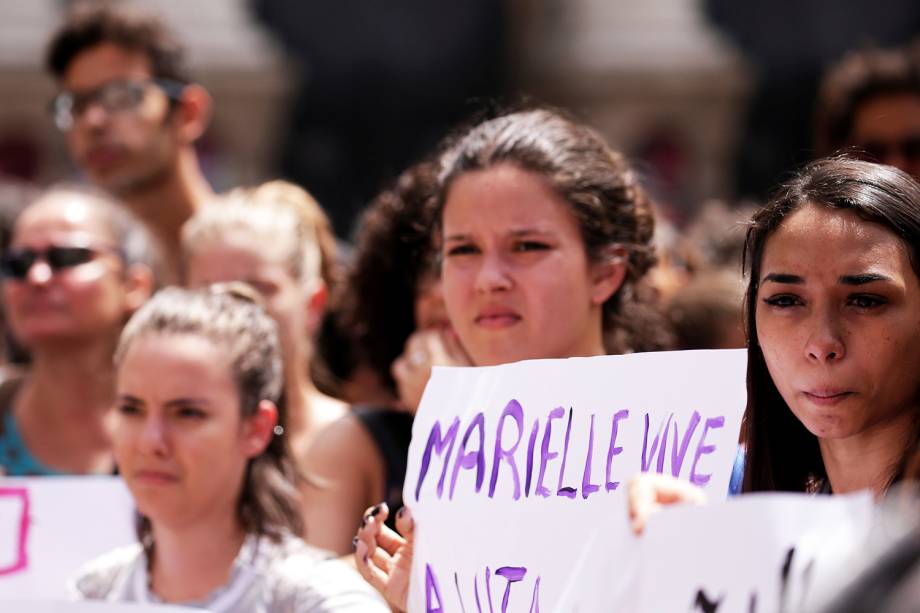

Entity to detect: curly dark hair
[323,161,440,395]
[436,108,673,354]
[46,1,189,83]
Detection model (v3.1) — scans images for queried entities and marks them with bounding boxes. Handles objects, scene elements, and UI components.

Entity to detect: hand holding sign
[354,503,414,611]
[627,472,708,534]
[399,349,747,612]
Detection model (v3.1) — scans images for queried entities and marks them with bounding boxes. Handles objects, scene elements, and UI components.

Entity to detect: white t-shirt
[70,533,388,613]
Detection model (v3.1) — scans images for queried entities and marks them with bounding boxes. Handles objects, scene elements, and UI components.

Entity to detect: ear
[590,246,628,305]
[303,280,328,337]
[241,400,279,458]
[173,84,212,144]
[123,264,155,315]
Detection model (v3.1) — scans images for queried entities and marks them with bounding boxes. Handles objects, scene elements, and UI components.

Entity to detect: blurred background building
[0,0,917,237]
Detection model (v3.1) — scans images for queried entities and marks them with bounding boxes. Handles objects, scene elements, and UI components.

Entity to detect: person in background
[45,3,214,275]
[629,157,920,531]
[815,40,920,180]
[352,108,673,609]
[72,285,387,612]
[666,268,746,350]
[181,180,346,467]
[663,200,754,350]
[0,184,156,475]
[302,161,467,555]
[0,178,41,366]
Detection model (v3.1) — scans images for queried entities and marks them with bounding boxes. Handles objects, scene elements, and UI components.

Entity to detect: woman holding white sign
[352,108,674,609]
[72,285,388,612]
[628,157,920,531]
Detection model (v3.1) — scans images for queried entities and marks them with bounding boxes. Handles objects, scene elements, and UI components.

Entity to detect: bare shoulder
[301,412,382,479]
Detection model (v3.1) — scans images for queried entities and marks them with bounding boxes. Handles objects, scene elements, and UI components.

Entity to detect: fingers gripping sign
[355,502,415,611]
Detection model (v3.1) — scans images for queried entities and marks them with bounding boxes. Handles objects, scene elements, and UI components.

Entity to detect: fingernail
[369,504,382,517]
[352,536,359,549]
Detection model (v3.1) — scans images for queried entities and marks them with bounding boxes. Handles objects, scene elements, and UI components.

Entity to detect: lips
[474,306,521,329]
[801,389,854,406]
[133,469,179,485]
[84,144,127,169]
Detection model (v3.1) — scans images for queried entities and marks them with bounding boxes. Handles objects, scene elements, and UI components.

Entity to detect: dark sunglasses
[50,78,187,132]
[1,246,103,280]
[852,136,920,164]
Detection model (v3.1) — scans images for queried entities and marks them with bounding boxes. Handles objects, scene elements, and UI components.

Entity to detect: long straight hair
[742,157,920,492]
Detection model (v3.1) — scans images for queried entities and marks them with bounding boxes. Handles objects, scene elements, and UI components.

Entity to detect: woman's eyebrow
[761,272,803,284]
[164,397,211,409]
[839,273,893,285]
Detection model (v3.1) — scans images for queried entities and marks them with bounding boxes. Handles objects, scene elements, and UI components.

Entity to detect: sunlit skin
[3,197,128,345]
[849,93,920,181]
[184,236,345,458]
[441,164,624,366]
[1,194,150,475]
[62,43,177,195]
[185,237,314,353]
[113,332,277,601]
[755,203,920,493]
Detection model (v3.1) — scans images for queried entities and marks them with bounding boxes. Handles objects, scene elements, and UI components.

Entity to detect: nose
[474,251,512,293]
[25,260,53,286]
[138,415,170,457]
[804,308,846,364]
[79,101,110,130]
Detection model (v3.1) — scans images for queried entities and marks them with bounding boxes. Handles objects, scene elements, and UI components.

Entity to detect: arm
[299,415,385,555]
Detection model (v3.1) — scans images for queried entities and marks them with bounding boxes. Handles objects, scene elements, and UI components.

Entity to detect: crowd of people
[0,3,918,612]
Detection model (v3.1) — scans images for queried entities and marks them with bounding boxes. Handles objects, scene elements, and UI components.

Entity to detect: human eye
[117,400,143,416]
[762,294,803,308]
[248,279,279,297]
[100,81,144,110]
[512,240,551,253]
[173,403,208,420]
[445,242,479,257]
[847,294,888,310]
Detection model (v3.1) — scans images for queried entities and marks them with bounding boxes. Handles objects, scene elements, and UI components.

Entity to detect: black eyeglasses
[1,246,104,280]
[852,136,920,164]
[50,78,186,132]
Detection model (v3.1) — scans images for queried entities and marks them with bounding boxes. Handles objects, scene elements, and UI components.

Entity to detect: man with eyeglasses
[44,3,214,275]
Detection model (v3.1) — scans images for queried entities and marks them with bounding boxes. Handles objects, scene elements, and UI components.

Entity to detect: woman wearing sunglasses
[0,184,157,475]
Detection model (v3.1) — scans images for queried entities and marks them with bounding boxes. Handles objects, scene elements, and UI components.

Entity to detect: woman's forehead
[762,204,913,277]
[15,196,110,241]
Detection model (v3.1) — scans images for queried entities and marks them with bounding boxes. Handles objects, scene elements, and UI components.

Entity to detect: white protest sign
[404,349,747,612]
[0,601,206,612]
[627,492,876,612]
[0,477,135,599]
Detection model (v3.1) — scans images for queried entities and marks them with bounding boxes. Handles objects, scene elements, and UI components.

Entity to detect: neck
[122,149,213,270]
[283,350,316,438]
[819,409,918,497]
[149,510,247,603]
[28,341,117,409]
[15,340,118,473]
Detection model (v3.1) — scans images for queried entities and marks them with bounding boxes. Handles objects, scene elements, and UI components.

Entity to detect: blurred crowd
[0,3,919,612]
